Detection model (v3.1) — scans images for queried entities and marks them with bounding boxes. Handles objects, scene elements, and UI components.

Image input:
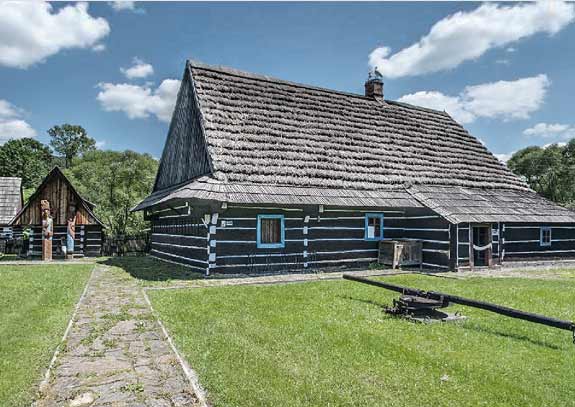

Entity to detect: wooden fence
[102,233,150,256]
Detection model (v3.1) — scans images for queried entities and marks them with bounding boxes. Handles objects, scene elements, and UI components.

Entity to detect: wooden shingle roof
[136,61,575,223]
[408,185,575,224]
[135,176,423,211]
[0,177,22,225]
[190,61,526,191]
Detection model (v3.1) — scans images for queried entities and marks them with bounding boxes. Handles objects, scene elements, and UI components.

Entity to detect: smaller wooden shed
[11,167,104,257]
[0,177,23,239]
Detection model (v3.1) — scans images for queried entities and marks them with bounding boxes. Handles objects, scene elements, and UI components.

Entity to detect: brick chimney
[365,70,384,100]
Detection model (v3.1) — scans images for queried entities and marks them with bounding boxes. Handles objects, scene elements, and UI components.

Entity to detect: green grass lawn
[0,264,93,406]
[149,273,575,407]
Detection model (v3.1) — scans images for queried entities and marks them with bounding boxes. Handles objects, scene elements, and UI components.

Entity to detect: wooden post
[80,225,85,256]
[449,223,458,271]
[468,224,474,270]
[487,224,494,268]
[41,200,53,261]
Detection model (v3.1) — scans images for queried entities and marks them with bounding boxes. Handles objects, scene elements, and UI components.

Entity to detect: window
[257,215,285,248]
[540,227,552,247]
[365,213,384,241]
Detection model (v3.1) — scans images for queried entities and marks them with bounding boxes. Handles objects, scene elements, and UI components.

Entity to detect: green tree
[508,139,575,208]
[0,138,54,189]
[65,150,158,235]
[48,124,96,168]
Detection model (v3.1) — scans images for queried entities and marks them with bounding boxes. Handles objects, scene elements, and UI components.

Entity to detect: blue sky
[1,1,574,161]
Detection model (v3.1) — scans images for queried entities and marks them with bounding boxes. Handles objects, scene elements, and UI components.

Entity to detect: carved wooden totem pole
[41,200,53,261]
[66,204,77,260]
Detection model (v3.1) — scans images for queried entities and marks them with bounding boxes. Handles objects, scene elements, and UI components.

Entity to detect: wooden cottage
[0,177,23,239]
[134,60,575,274]
[11,167,104,257]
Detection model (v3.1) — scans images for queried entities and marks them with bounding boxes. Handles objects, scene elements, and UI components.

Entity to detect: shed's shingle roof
[190,61,527,191]
[408,185,575,224]
[0,177,22,224]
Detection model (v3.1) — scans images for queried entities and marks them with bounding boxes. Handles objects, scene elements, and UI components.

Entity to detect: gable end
[153,63,213,192]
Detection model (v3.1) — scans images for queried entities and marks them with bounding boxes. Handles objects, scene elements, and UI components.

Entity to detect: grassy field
[0,264,93,406]
[149,272,575,407]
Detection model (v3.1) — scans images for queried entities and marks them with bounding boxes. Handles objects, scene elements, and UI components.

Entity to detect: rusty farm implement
[343,274,575,343]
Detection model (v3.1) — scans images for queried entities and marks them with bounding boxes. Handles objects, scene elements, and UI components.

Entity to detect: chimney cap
[365,69,384,99]
[367,67,383,82]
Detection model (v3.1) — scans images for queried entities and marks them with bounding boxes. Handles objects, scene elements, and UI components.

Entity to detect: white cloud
[543,141,567,149]
[92,44,106,53]
[398,74,550,124]
[0,99,37,144]
[523,123,575,143]
[0,100,20,119]
[398,91,476,124]
[523,122,575,139]
[110,1,135,11]
[121,57,154,80]
[495,59,510,65]
[96,79,180,122]
[95,140,106,149]
[369,2,574,78]
[494,152,515,164]
[0,2,110,69]
[109,2,144,13]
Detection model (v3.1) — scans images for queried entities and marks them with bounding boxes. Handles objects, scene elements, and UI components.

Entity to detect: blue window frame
[364,213,384,241]
[540,227,552,247]
[257,214,285,248]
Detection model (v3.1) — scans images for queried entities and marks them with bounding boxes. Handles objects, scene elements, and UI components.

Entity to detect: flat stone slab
[33,265,198,406]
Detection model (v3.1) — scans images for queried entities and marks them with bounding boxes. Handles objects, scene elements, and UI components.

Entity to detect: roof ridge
[188,59,452,118]
[188,59,370,101]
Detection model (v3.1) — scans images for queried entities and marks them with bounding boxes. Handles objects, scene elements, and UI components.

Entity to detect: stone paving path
[34,265,198,407]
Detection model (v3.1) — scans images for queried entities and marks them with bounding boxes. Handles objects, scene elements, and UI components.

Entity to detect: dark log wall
[154,68,212,191]
[383,209,451,270]
[502,223,575,260]
[148,206,575,272]
[149,216,209,272]
[84,225,103,257]
[213,207,307,274]
[149,205,451,274]
[27,224,102,257]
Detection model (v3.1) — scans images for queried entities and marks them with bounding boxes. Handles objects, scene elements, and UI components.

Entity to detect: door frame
[469,223,493,269]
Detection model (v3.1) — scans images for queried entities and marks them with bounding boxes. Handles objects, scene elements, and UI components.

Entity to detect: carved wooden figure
[66,204,76,259]
[41,200,53,261]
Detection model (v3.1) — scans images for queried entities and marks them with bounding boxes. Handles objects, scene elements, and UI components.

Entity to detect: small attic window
[540,227,552,247]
